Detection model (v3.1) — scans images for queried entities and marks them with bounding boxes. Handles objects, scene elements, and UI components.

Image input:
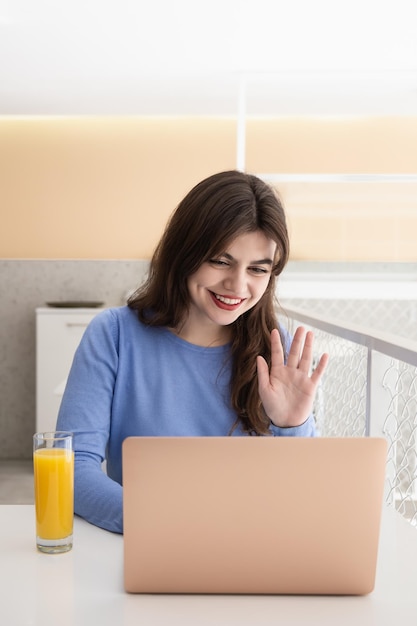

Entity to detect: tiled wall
[0,260,148,459]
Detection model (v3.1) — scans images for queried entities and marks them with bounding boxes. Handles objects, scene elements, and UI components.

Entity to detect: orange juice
[34,448,74,539]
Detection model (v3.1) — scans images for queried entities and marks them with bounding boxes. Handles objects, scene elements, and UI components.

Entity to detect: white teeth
[215,294,242,305]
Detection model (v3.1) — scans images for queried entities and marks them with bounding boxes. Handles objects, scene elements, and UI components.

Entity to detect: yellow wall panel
[290,237,346,261]
[397,216,417,243]
[0,117,236,259]
[288,214,345,261]
[246,117,417,174]
[348,240,400,262]
[1,116,417,261]
[343,215,398,241]
[397,242,417,261]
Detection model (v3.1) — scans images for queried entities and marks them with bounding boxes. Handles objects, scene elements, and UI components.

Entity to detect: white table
[1,505,417,626]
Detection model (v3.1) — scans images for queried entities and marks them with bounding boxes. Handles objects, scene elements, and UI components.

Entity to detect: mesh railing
[282,306,417,527]
[383,359,417,525]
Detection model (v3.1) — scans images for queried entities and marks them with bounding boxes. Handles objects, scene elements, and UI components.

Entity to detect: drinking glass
[33,431,74,553]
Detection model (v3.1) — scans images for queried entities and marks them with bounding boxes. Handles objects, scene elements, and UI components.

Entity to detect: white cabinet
[36,308,102,432]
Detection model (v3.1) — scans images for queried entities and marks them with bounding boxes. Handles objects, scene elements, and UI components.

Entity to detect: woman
[57,170,328,533]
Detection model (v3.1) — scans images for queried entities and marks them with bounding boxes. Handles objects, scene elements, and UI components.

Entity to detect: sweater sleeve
[56,309,123,534]
[270,413,317,437]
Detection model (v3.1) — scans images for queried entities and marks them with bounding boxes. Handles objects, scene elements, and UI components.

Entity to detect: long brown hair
[128,170,290,434]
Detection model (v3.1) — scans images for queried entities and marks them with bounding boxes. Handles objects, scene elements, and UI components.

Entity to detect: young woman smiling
[57,170,328,533]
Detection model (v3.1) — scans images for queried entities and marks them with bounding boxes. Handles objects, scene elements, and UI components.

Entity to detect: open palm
[256,326,329,428]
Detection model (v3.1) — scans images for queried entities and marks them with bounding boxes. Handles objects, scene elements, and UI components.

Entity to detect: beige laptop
[122,436,387,595]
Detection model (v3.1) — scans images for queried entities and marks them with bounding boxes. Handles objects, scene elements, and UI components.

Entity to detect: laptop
[122,436,387,595]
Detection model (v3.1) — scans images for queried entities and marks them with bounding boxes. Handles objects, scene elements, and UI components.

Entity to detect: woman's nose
[223,268,246,294]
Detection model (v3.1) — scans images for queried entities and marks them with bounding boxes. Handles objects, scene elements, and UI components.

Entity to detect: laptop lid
[122,436,387,595]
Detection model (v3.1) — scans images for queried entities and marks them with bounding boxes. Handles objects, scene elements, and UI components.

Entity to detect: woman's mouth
[210,292,245,310]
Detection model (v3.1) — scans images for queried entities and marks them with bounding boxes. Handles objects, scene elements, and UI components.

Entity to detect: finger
[286,326,306,368]
[270,328,285,368]
[256,355,269,392]
[298,330,315,374]
[310,352,330,385]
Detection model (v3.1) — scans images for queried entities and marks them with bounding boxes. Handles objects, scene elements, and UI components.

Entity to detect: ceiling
[1,0,417,116]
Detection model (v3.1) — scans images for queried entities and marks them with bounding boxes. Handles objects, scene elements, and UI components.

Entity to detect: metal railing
[282,306,417,527]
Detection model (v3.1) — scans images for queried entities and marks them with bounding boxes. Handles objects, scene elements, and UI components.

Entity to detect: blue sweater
[57,306,316,533]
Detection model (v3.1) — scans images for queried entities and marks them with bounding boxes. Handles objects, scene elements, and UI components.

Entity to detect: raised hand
[256,326,329,428]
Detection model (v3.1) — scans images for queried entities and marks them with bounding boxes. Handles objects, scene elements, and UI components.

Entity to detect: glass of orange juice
[33,431,74,554]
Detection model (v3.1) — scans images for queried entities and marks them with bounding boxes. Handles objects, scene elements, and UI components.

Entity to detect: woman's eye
[210,259,229,267]
[250,266,268,274]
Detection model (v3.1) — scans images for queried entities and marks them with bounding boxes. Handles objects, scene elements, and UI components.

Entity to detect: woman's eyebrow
[222,252,274,265]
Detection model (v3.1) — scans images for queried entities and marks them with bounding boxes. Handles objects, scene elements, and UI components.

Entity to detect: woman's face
[181,230,276,345]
